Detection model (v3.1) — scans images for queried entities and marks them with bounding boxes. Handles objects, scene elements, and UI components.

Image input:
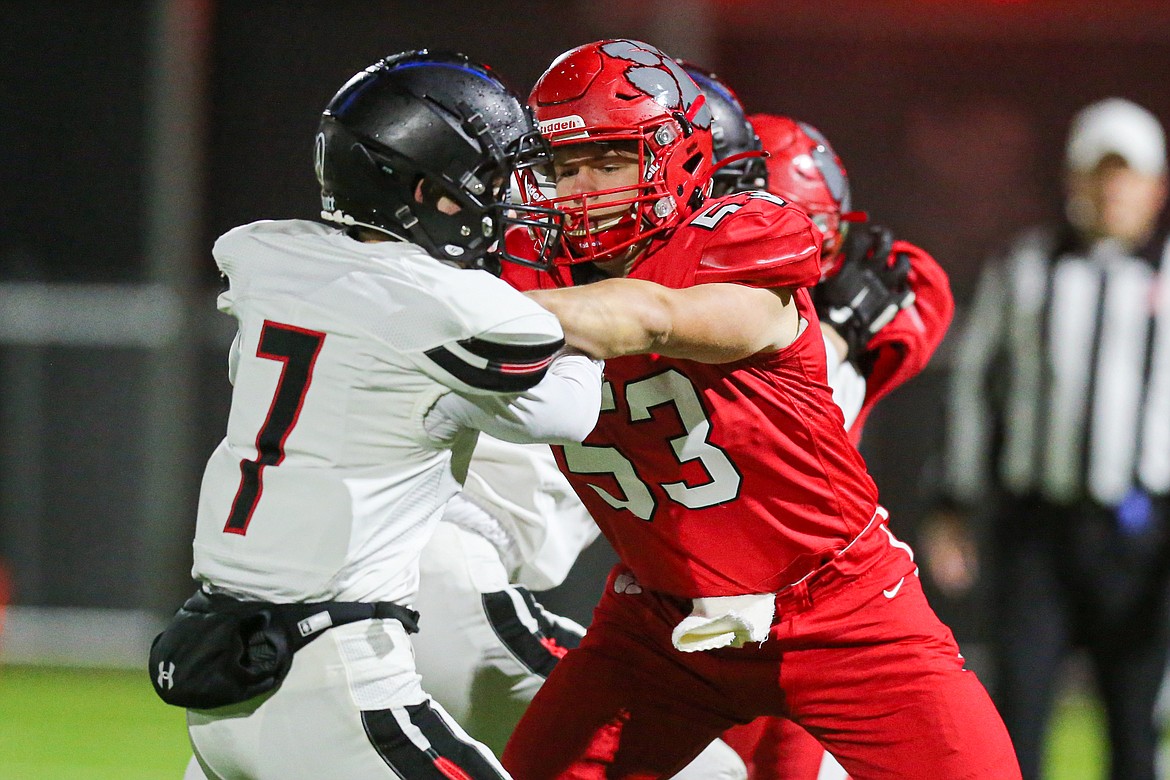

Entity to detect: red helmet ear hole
[682,153,703,174]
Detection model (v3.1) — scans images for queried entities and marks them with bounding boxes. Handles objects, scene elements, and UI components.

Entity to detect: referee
[927,97,1170,780]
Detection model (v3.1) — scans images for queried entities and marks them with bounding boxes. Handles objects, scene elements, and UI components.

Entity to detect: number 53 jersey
[509,193,882,599]
[192,220,565,606]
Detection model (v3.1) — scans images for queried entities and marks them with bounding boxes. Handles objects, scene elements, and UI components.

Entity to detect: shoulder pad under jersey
[213,219,331,276]
[685,192,823,289]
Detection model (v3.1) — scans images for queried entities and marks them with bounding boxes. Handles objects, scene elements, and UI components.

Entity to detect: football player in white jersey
[162,50,602,780]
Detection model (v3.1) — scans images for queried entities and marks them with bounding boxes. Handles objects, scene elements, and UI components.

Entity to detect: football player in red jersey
[500,39,1019,779]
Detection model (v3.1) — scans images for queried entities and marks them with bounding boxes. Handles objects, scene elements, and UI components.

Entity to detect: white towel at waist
[671,593,776,652]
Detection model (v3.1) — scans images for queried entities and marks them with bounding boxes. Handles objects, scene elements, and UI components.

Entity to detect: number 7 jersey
[193,220,565,605]
[505,193,882,598]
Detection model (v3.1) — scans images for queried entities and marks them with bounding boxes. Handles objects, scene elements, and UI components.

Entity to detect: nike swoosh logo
[883,577,905,599]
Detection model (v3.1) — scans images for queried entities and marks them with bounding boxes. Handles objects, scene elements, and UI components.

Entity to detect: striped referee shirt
[945,224,1170,508]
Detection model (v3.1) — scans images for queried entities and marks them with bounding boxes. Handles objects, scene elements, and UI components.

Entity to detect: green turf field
[0,666,191,780]
[0,664,1116,778]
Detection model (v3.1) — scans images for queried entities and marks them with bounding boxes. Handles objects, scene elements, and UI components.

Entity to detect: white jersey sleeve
[374,253,566,397]
[459,435,601,590]
[822,330,865,431]
[423,354,602,445]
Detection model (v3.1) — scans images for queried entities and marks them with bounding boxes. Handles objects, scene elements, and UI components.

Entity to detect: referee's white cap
[1066,97,1166,176]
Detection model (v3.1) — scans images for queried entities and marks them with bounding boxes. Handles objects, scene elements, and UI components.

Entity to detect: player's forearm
[653,283,800,363]
[501,354,604,442]
[526,280,673,359]
[530,279,799,364]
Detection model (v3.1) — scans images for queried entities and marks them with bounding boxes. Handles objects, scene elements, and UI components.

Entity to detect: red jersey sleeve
[500,226,567,292]
[849,240,954,440]
[688,194,823,290]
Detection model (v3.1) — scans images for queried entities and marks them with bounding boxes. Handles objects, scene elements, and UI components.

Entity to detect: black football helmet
[677,62,767,197]
[315,50,562,270]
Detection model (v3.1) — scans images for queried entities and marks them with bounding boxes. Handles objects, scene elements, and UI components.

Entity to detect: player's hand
[812,225,915,362]
[921,509,979,597]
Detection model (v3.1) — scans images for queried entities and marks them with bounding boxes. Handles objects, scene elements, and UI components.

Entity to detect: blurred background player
[168,50,603,780]
[410,437,596,754]
[501,38,1016,779]
[752,113,954,446]
[925,96,1170,780]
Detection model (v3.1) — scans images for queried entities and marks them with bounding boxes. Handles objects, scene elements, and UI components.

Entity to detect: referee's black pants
[989,494,1170,780]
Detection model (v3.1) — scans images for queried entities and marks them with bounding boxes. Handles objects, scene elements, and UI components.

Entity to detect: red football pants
[502,523,1020,780]
[723,716,846,780]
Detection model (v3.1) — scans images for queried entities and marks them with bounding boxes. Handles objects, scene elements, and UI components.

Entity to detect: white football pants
[186,616,507,779]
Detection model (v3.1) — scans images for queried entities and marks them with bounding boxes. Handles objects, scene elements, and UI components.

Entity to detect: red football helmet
[750,114,862,278]
[525,39,715,265]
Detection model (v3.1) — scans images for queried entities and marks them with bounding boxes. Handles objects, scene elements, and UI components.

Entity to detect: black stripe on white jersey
[482,587,582,678]
[362,702,508,779]
[424,336,565,392]
[1133,303,1161,484]
[522,589,585,652]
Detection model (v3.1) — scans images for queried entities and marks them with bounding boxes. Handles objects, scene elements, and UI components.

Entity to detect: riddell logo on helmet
[522,174,544,202]
[539,115,585,135]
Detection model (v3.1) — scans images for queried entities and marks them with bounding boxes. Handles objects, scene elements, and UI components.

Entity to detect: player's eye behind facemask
[315,49,564,272]
[523,39,716,267]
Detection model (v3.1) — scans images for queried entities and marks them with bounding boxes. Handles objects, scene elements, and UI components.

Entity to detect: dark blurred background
[3,0,1170,666]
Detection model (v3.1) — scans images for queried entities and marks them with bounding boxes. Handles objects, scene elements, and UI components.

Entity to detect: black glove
[812,224,915,363]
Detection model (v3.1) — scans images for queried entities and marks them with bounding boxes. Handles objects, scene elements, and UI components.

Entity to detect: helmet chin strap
[321,209,411,243]
[670,93,707,138]
[709,149,767,178]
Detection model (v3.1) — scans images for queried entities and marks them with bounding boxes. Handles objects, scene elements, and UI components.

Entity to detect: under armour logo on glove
[614,572,643,595]
[157,661,176,691]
